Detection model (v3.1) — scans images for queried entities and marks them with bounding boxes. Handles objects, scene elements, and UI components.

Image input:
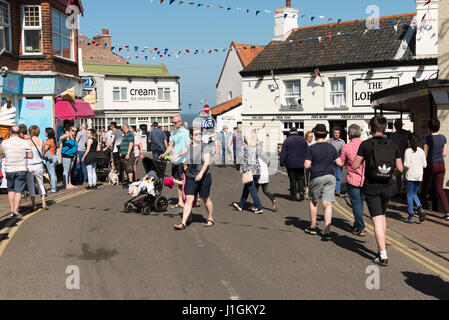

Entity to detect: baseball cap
[290,127,298,133]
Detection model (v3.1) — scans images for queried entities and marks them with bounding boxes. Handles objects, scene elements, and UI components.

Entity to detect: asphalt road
[0,165,448,300]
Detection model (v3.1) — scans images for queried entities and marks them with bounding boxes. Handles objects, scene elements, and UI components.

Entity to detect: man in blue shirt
[148,122,168,160]
[160,115,191,208]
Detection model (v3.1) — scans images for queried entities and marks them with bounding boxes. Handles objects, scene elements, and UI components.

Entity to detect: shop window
[0,0,11,52]
[284,81,301,107]
[158,88,171,101]
[52,9,73,60]
[330,79,346,108]
[113,87,127,101]
[22,5,42,54]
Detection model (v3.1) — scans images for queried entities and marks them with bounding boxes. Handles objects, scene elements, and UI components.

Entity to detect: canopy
[55,97,95,121]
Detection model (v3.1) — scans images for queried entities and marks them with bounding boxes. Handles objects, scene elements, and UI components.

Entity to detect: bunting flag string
[149,0,439,24]
[82,19,421,62]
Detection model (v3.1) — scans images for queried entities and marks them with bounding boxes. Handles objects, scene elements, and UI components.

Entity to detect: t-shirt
[305,142,339,180]
[1,137,32,173]
[357,136,401,189]
[45,139,57,156]
[404,147,427,182]
[76,130,87,152]
[171,127,191,165]
[149,128,167,154]
[425,134,447,165]
[120,132,135,156]
[185,142,213,179]
[112,129,123,153]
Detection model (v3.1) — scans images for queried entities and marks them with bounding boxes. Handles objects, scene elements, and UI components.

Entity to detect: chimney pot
[106,29,110,35]
[286,0,291,7]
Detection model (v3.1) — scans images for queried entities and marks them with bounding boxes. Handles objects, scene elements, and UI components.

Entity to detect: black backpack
[366,138,396,182]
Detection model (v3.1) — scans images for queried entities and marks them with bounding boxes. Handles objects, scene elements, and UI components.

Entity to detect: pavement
[0,160,448,299]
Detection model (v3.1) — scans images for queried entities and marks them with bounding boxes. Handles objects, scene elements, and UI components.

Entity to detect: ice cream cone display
[0,98,16,139]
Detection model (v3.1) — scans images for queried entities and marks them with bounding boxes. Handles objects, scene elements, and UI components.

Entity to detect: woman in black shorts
[172,127,214,230]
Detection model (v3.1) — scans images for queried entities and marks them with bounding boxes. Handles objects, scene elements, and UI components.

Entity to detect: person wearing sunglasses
[160,115,191,209]
[59,126,79,190]
[172,127,214,230]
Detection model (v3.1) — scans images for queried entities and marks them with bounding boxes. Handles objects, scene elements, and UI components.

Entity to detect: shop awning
[55,97,95,121]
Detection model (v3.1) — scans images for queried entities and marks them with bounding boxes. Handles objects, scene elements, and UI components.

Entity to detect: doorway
[328,120,347,142]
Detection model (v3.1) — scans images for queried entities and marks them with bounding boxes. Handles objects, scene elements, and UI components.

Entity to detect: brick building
[0,0,88,141]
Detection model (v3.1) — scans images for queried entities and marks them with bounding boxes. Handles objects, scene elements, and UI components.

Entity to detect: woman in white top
[27,125,48,211]
[255,155,278,212]
[403,133,427,223]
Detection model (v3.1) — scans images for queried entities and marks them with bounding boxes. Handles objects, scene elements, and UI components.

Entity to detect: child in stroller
[124,157,169,215]
[96,150,110,182]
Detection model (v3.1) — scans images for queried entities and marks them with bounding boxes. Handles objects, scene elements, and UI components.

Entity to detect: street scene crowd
[0,113,448,269]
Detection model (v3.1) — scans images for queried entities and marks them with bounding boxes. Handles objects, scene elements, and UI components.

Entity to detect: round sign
[204,104,210,114]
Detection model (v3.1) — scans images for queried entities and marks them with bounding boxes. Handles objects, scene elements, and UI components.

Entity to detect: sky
[79,0,417,123]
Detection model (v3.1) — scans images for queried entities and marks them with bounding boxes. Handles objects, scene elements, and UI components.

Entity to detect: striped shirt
[0,137,32,173]
[120,132,135,156]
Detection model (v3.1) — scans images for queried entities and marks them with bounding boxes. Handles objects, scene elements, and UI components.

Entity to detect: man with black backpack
[352,116,403,267]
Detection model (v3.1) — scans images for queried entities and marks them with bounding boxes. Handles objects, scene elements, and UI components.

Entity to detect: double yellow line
[0,185,106,258]
[333,200,449,281]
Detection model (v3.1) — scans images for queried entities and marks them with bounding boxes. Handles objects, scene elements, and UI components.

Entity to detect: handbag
[242,171,253,185]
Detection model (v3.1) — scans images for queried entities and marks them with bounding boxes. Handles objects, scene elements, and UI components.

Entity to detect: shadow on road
[65,243,118,262]
[402,271,449,300]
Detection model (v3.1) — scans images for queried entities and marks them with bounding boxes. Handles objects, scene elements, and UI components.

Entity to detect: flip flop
[174,223,187,230]
[203,220,215,228]
[170,204,184,209]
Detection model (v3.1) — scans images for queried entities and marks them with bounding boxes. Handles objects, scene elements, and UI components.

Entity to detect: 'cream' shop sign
[352,78,399,107]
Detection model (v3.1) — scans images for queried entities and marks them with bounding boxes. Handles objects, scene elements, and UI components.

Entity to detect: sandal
[174,223,187,230]
[203,220,215,227]
[171,203,184,209]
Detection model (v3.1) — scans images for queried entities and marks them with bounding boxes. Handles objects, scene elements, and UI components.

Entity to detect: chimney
[415,0,439,58]
[93,28,112,49]
[273,1,299,41]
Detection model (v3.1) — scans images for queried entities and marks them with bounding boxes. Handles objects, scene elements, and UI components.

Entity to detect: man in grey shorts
[304,124,344,241]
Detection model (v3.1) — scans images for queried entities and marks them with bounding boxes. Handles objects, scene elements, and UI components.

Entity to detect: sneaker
[86,185,92,190]
[305,226,317,235]
[417,207,426,222]
[374,253,388,267]
[253,209,263,214]
[322,233,332,241]
[11,212,22,219]
[272,199,279,212]
[299,193,305,201]
[353,229,366,237]
[249,206,257,212]
[445,214,449,221]
[233,203,243,212]
[404,216,414,224]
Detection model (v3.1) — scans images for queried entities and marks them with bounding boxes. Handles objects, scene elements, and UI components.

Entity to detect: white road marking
[221,280,240,300]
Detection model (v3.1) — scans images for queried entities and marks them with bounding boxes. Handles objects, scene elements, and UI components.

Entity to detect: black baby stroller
[124,157,169,215]
[96,150,110,182]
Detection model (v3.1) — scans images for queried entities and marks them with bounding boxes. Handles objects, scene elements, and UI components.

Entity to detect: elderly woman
[233,134,267,214]
[27,125,48,211]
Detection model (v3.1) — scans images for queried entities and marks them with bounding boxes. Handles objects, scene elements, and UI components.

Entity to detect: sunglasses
[193,133,201,136]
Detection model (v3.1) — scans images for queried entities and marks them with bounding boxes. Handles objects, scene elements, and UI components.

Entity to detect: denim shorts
[309,174,336,202]
[6,171,28,194]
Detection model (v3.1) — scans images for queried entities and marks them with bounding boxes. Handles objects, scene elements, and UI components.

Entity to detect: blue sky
[80,0,416,121]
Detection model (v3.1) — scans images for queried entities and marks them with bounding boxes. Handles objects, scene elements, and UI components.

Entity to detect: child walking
[403,133,427,223]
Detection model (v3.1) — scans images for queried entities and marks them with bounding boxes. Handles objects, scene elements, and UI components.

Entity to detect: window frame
[284,80,301,108]
[157,87,171,102]
[329,78,347,108]
[51,8,74,61]
[0,0,12,53]
[21,4,43,55]
[112,87,128,102]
